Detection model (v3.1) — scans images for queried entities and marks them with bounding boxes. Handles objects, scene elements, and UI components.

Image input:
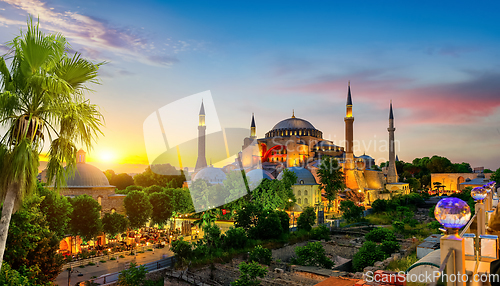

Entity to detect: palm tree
[0,17,104,269]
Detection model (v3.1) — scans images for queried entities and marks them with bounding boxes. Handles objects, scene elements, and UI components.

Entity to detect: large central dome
[272,117,316,130]
[265,116,322,138]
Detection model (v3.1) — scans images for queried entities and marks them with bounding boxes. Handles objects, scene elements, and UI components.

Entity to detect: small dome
[64,163,111,187]
[193,167,226,184]
[272,117,316,131]
[277,167,317,185]
[246,169,274,187]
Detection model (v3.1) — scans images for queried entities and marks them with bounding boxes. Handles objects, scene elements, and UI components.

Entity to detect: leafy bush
[223,227,248,249]
[380,240,400,255]
[253,212,283,240]
[276,210,290,233]
[371,199,387,213]
[352,241,386,272]
[427,221,441,233]
[118,262,160,286]
[310,225,330,241]
[339,200,364,222]
[171,238,192,266]
[231,261,267,286]
[365,227,396,243]
[249,245,272,265]
[291,242,334,269]
[392,221,405,233]
[297,207,316,231]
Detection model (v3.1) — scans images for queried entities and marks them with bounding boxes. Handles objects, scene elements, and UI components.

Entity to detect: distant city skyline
[1,0,499,173]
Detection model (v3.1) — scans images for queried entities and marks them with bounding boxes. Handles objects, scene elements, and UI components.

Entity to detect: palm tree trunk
[0,183,18,270]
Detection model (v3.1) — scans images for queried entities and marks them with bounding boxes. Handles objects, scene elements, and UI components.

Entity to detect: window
[111,208,116,214]
[304,190,308,196]
[97,196,102,205]
[304,198,308,205]
[298,198,302,204]
[300,180,304,185]
[298,190,301,196]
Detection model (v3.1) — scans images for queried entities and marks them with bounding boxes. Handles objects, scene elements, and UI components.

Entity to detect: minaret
[250,113,256,139]
[387,101,398,183]
[344,81,354,169]
[195,100,207,171]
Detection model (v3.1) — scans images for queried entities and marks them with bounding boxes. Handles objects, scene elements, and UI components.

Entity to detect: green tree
[69,194,102,242]
[164,188,195,214]
[144,185,164,195]
[104,170,116,182]
[234,201,263,231]
[102,213,129,239]
[253,211,283,240]
[110,173,134,190]
[292,242,334,268]
[491,168,500,185]
[231,261,267,286]
[352,241,386,272]
[365,228,396,243]
[223,227,248,249]
[124,191,152,229]
[317,158,345,211]
[0,18,103,269]
[37,183,72,239]
[117,262,151,286]
[171,238,192,266]
[0,262,30,285]
[297,206,316,231]
[149,192,172,226]
[339,200,364,222]
[248,245,272,265]
[5,196,64,284]
[134,165,185,188]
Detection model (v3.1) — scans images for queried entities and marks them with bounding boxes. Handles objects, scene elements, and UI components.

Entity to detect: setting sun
[99,151,116,163]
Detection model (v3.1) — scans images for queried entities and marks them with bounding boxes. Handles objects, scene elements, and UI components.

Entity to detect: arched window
[300,180,304,185]
[97,196,102,205]
[298,190,301,196]
[111,208,116,214]
[298,198,302,204]
[304,190,308,196]
[304,198,308,205]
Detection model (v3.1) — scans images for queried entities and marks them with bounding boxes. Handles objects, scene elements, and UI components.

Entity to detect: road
[55,247,174,286]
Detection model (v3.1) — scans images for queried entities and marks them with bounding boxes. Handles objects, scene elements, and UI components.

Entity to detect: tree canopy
[0,17,104,269]
[124,190,152,229]
[69,194,102,242]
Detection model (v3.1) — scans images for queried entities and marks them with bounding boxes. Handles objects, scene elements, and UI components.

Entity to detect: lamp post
[483,182,494,211]
[471,187,487,236]
[434,197,471,286]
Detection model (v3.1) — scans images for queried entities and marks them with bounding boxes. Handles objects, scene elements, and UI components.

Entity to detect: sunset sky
[1,0,499,173]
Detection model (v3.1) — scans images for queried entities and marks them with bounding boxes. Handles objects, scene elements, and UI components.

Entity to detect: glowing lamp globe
[483,184,492,193]
[434,197,471,229]
[471,187,487,201]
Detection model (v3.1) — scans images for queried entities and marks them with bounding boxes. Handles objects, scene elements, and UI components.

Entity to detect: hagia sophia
[191,83,410,210]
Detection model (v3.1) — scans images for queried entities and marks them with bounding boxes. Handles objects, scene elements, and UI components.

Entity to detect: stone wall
[60,187,125,215]
[431,173,492,191]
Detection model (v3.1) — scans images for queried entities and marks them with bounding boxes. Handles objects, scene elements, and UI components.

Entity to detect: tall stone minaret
[195,100,207,171]
[250,113,256,139]
[387,101,398,183]
[344,81,355,169]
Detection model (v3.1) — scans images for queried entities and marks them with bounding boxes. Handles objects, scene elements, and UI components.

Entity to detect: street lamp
[471,187,487,235]
[434,197,471,286]
[483,183,493,211]
[434,197,471,235]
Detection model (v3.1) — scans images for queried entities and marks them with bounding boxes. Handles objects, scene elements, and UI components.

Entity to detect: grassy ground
[385,253,419,272]
[364,214,393,225]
